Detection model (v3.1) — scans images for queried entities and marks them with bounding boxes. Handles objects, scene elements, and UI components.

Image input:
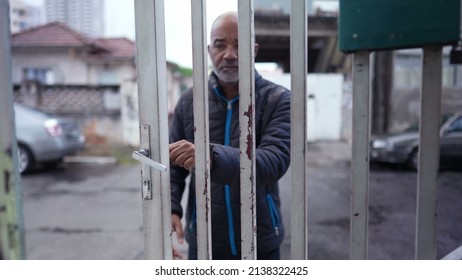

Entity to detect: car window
[404,122,419,132]
[449,117,462,132]
[403,114,453,133]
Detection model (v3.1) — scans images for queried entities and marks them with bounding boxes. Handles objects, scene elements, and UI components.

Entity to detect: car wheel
[408,149,418,171]
[18,145,34,173]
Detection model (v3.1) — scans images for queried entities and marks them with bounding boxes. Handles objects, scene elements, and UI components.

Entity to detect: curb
[63,156,117,164]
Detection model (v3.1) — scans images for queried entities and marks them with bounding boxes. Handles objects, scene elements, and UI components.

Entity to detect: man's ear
[254,43,260,58]
[207,44,211,55]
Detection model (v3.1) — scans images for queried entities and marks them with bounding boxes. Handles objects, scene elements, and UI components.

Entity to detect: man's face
[208,16,239,84]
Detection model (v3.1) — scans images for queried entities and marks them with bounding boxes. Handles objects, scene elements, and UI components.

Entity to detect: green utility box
[339,0,460,53]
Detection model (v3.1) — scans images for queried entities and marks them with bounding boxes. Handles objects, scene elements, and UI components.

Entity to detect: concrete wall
[87,63,136,85]
[12,48,89,84]
[120,81,139,147]
[12,48,135,85]
[390,87,462,133]
[119,71,184,147]
[261,73,345,142]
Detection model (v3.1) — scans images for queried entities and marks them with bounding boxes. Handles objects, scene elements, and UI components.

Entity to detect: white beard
[213,65,239,83]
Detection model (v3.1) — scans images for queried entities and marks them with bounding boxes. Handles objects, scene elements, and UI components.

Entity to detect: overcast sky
[21,0,239,68]
[106,0,240,68]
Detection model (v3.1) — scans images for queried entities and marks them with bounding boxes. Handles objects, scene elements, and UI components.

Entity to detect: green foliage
[178,67,193,77]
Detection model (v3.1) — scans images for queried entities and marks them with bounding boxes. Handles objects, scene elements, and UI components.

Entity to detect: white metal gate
[1,0,460,260]
[132,0,309,260]
[130,0,458,260]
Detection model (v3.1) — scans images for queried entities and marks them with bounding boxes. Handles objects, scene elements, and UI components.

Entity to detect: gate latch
[132,149,167,172]
[132,149,167,200]
[133,124,168,200]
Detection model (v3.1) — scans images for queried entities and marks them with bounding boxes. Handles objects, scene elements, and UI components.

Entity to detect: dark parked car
[14,103,85,173]
[370,112,462,170]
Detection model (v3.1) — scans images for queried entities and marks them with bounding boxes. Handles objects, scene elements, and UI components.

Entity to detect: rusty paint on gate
[244,104,254,160]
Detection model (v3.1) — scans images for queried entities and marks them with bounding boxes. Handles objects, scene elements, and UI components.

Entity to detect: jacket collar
[208,70,262,93]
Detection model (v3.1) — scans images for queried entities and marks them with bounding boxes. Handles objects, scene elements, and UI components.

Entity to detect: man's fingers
[169,143,183,161]
[175,223,184,244]
[171,214,184,244]
[169,140,195,169]
[174,153,195,169]
[169,139,189,152]
[169,140,184,152]
[183,156,195,170]
[172,246,183,260]
[172,217,184,259]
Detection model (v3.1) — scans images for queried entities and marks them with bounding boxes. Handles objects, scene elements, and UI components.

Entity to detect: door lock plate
[142,179,152,200]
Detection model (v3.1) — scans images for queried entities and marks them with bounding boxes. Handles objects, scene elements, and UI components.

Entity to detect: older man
[169,11,291,260]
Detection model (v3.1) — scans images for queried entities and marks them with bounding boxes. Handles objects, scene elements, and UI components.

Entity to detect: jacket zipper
[189,201,196,233]
[266,194,280,236]
[214,87,239,256]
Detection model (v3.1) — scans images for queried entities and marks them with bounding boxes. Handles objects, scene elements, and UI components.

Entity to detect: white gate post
[350,51,371,260]
[134,0,172,260]
[415,46,442,260]
[191,0,212,260]
[290,0,309,260]
[238,0,257,260]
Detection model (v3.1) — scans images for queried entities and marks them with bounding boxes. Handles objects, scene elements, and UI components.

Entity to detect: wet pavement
[20,142,462,260]
[22,163,143,259]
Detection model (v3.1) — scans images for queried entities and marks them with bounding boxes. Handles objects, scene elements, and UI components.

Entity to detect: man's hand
[169,140,195,169]
[171,213,184,259]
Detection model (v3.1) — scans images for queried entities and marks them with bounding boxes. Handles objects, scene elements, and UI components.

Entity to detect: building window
[394,49,462,89]
[22,68,55,84]
[393,53,421,89]
[98,67,118,85]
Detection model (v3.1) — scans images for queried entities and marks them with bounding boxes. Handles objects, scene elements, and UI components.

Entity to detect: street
[20,142,462,260]
[21,163,143,259]
[288,152,462,260]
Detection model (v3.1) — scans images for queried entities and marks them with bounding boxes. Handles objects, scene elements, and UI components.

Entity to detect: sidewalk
[307,141,351,166]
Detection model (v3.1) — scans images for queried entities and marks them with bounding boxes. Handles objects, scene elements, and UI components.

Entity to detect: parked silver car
[14,103,85,173]
[370,111,462,170]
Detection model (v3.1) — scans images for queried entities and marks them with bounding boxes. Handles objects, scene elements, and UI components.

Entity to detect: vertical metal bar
[134,0,172,260]
[415,46,442,260]
[290,0,308,260]
[350,51,370,260]
[0,0,25,260]
[238,0,257,260]
[191,0,212,260]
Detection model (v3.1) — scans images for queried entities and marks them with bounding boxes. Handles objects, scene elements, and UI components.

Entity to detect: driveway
[21,142,462,259]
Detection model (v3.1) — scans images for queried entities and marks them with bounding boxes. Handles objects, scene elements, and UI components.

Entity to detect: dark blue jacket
[170,71,291,259]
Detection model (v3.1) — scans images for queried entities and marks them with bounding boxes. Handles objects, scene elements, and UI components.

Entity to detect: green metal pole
[0,0,26,260]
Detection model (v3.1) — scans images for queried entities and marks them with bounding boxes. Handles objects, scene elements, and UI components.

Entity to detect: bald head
[207,11,259,90]
[210,11,238,42]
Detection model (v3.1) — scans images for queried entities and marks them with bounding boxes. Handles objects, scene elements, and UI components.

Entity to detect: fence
[13,83,120,114]
[133,0,308,260]
[133,0,462,261]
[1,0,23,260]
[1,0,460,260]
